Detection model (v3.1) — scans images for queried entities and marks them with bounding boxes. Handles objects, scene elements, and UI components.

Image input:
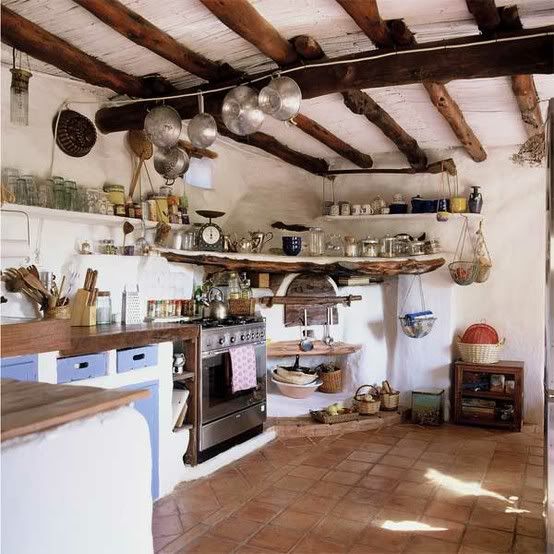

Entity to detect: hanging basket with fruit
[449,216,479,286]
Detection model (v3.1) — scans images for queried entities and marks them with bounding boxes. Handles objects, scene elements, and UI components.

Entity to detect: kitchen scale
[196,210,225,252]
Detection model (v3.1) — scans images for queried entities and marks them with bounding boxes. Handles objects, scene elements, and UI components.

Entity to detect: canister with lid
[360,236,379,257]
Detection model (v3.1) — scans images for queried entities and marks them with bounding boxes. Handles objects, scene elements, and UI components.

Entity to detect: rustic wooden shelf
[320,213,483,222]
[461,390,514,401]
[267,340,361,358]
[173,371,195,382]
[160,249,446,277]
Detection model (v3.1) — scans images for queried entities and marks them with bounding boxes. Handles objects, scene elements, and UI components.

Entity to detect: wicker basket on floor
[380,391,400,411]
[354,385,381,415]
[318,368,343,393]
[310,409,359,424]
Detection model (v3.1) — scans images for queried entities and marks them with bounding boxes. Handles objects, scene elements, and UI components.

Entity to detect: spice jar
[96,291,112,325]
[325,234,344,256]
[99,239,117,255]
[114,203,126,217]
[308,227,325,256]
[344,236,358,257]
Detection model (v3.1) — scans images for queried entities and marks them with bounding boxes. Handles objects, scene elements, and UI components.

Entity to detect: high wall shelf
[319,213,483,222]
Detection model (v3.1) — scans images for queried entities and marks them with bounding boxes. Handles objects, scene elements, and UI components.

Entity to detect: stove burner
[199,315,264,329]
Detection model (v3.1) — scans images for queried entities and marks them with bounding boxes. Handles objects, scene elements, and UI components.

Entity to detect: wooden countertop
[1,319,200,358]
[61,322,200,356]
[267,340,361,358]
[0,318,71,358]
[1,378,149,442]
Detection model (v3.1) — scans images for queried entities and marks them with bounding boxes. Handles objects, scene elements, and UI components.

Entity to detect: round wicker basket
[318,369,343,393]
[456,337,505,364]
[354,385,381,415]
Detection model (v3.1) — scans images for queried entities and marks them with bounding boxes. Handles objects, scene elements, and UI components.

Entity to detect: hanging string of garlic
[511,132,546,167]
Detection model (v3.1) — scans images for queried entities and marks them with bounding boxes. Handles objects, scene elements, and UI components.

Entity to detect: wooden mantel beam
[199,0,298,66]
[95,29,553,133]
[342,90,427,169]
[465,1,544,137]
[73,0,239,81]
[291,114,373,168]
[0,5,160,97]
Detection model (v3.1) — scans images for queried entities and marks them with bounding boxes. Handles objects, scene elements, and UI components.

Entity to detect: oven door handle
[202,341,266,358]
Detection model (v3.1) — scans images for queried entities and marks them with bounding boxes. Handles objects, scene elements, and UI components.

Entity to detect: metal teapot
[205,288,227,320]
[250,231,273,253]
[234,237,255,254]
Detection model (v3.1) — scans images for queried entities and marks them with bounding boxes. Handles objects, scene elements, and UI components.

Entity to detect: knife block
[70,289,97,327]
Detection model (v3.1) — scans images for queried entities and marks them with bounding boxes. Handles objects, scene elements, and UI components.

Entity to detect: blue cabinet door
[121,381,159,500]
[0,355,38,381]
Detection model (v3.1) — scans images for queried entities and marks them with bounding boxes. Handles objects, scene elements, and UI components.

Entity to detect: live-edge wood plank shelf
[267,340,361,358]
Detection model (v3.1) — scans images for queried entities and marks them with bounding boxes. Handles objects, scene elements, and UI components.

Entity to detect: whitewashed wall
[0,70,547,423]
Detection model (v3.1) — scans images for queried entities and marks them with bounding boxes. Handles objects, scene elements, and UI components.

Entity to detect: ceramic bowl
[282,236,302,256]
[271,377,322,399]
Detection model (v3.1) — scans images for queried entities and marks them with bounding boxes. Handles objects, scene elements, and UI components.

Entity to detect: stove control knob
[240,335,245,341]
[260,330,265,337]
[246,333,251,339]
[230,337,236,343]
[219,338,225,345]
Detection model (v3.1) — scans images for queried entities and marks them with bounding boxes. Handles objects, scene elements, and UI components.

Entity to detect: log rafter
[337,0,487,162]
[465,1,544,137]
[0,5,167,97]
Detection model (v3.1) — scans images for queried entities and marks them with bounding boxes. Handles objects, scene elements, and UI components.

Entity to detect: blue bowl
[282,236,302,256]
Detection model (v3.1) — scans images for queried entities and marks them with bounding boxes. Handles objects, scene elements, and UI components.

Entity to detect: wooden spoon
[127,130,153,202]
[18,268,51,297]
[123,221,134,248]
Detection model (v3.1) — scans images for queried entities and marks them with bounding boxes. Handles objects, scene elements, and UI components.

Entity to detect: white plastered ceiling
[2,0,554,164]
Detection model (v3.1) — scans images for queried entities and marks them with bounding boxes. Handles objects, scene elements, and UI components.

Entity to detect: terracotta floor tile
[302,454,340,469]
[186,534,239,553]
[394,481,436,498]
[248,524,303,553]
[313,514,367,545]
[403,535,459,553]
[387,446,425,459]
[368,464,405,479]
[418,515,466,543]
[335,459,373,473]
[175,482,221,515]
[348,487,391,507]
[396,438,429,449]
[400,468,430,484]
[522,487,544,503]
[254,486,300,507]
[330,497,379,523]
[288,493,339,515]
[271,509,321,532]
[347,450,384,463]
[235,546,276,554]
[287,465,328,480]
[290,533,349,554]
[513,534,546,554]
[159,524,210,554]
[357,525,411,552]
[530,447,544,456]
[322,469,362,485]
[323,445,355,460]
[359,474,399,491]
[379,454,415,468]
[153,514,183,538]
[349,543,391,554]
[528,455,544,466]
[210,516,264,542]
[308,480,352,499]
[462,526,514,553]
[519,500,545,519]
[425,500,471,523]
[154,533,180,553]
[458,547,499,554]
[273,475,316,493]
[526,465,544,479]
[384,493,428,515]
[371,435,400,446]
[517,515,546,538]
[470,505,516,532]
[154,497,179,517]
[232,501,282,524]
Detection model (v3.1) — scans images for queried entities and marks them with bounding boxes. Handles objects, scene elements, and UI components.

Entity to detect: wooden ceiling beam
[73,0,239,81]
[423,82,487,161]
[291,114,373,168]
[291,35,326,61]
[199,0,297,66]
[0,5,160,97]
[214,119,328,174]
[465,1,544,137]
[342,90,427,169]
[95,29,554,133]
[338,0,486,161]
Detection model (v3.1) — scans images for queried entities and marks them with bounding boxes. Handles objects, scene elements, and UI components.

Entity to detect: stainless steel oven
[198,319,267,460]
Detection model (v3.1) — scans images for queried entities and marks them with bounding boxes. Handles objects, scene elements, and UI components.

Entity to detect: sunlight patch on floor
[381,520,448,532]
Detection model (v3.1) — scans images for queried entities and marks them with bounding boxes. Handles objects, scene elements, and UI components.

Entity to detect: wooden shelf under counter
[267,340,361,358]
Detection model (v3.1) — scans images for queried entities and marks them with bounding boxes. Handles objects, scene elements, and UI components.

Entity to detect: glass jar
[96,291,112,325]
[14,178,28,205]
[325,234,344,256]
[308,227,325,256]
[86,188,99,213]
[228,272,241,300]
[64,180,77,211]
[344,236,358,257]
[99,239,116,255]
[52,176,65,209]
[75,186,87,212]
[361,237,379,257]
[2,167,19,199]
[37,178,54,208]
[182,230,195,251]
[21,174,38,206]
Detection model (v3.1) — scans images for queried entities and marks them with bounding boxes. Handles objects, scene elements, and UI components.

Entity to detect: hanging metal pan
[153,146,189,180]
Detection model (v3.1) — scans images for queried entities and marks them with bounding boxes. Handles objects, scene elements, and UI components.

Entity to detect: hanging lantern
[188,92,217,148]
[10,49,32,126]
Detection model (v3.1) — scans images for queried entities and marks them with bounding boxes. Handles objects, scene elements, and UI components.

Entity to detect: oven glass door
[202,342,266,424]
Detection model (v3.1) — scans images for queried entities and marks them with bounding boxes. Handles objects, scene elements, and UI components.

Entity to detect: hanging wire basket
[398,274,437,339]
[449,216,479,286]
[475,221,492,283]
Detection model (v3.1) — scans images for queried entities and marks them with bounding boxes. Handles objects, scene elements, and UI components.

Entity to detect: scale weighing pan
[196,210,225,220]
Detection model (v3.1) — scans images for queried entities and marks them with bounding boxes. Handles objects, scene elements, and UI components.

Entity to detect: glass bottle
[64,180,77,211]
[240,272,252,299]
[308,227,325,256]
[228,272,241,300]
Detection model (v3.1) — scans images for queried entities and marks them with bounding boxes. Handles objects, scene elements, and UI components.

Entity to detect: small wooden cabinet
[452,360,523,431]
